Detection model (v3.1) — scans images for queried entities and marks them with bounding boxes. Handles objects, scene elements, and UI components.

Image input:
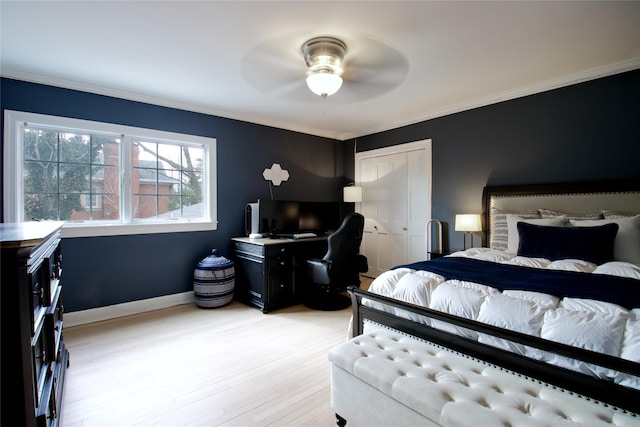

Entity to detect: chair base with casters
[303,258,366,311]
[303,287,353,311]
[304,213,368,311]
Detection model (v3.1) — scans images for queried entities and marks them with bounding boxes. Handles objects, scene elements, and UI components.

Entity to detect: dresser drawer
[36,342,68,427]
[42,243,62,308]
[32,323,51,410]
[29,268,47,336]
[44,286,63,362]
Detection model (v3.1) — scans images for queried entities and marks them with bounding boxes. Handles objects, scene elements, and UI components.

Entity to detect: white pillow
[490,207,540,251]
[506,215,566,254]
[570,215,640,265]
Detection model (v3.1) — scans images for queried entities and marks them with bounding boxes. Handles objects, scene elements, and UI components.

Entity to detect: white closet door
[407,148,429,263]
[360,157,379,276]
[371,152,407,277]
[356,140,432,278]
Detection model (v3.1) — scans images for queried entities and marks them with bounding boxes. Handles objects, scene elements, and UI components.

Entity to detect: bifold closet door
[360,152,408,277]
[358,140,431,278]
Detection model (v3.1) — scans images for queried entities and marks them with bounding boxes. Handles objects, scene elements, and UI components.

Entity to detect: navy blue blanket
[394,257,640,309]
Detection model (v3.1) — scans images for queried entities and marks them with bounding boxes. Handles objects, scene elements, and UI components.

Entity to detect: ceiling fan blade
[345,37,409,86]
[241,35,307,95]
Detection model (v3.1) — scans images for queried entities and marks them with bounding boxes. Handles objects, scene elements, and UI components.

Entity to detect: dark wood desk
[231,236,328,312]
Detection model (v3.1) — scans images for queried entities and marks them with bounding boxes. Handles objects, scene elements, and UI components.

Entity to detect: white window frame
[3,110,218,238]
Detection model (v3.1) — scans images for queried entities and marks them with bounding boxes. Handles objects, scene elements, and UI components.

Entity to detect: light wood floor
[60,295,360,427]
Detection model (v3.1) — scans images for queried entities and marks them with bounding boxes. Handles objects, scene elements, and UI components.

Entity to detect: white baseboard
[64,291,195,327]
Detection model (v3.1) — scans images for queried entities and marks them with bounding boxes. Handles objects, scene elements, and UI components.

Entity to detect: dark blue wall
[2,69,639,311]
[1,78,344,312]
[350,69,640,252]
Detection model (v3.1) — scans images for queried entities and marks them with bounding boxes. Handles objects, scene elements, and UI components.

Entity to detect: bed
[330,180,640,426]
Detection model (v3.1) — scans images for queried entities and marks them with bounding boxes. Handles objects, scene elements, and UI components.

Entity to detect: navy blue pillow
[516,222,619,265]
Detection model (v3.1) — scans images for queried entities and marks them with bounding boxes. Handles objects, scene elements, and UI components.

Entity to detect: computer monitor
[298,201,341,236]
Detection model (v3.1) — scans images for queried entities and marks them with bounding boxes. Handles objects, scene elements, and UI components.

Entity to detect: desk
[231,236,328,312]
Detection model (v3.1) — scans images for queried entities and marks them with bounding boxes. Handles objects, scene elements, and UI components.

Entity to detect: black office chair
[305,213,368,311]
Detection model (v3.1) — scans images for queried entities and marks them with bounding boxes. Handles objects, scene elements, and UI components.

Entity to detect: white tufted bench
[329,328,640,427]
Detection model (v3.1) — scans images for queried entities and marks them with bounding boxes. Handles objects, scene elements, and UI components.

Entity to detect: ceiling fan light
[302,36,347,98]
[306,71,343,97]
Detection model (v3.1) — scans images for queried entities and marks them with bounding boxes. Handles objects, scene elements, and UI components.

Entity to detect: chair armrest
[307,259,332,284]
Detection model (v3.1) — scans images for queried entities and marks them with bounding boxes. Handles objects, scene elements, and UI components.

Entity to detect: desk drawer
[265,244,289,257]
[234,241,264,257]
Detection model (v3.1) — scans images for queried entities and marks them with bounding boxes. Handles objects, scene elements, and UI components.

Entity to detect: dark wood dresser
[1,222,69,427]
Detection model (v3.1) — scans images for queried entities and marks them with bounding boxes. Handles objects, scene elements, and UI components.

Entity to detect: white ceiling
[2,1,639,141]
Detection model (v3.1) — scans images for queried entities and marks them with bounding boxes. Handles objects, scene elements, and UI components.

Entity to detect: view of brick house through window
[131,140,204,220]
[22,126,204,222]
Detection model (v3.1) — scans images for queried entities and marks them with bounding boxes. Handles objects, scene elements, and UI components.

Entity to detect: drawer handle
[33,288,44,300]
[49,377,58,420]
[36,349,48,364]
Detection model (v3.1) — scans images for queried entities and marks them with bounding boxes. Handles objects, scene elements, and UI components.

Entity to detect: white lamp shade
[306,71,343,97]
[343,186,362,203]
[455,214,482,232]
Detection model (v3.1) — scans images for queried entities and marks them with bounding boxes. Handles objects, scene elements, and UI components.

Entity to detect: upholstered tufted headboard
[481,180,640,248]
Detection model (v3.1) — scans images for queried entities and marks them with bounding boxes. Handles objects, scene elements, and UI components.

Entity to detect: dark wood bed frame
[349,179,640,415]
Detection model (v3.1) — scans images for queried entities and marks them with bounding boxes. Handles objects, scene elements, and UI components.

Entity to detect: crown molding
[337,58,640,140]
[3,58,639,142]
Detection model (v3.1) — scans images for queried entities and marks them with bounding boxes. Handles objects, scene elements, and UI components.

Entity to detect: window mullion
[121,135,132,224]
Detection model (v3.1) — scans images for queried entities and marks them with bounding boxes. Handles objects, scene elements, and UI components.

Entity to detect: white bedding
[363,248,640,389]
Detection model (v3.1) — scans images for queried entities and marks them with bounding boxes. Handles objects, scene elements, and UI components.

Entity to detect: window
[4,110,217,237]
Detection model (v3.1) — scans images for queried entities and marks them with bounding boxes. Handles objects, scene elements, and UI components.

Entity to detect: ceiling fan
[301,36,347,98]
[241,33,409,103]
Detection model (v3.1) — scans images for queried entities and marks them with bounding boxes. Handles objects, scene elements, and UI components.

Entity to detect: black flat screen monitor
[257,200,341,236]
[298,201,341,235]
[259,200,299,234]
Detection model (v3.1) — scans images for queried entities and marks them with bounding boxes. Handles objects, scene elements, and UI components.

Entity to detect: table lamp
[455,214,482,250]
